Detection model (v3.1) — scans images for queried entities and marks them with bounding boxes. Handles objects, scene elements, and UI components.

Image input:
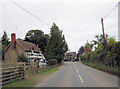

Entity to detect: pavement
[35,62,118,87]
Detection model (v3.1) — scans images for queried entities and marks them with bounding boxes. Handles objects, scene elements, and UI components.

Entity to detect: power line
[9,0,50,26]
[103,1,120,19]
[2,3,13,29]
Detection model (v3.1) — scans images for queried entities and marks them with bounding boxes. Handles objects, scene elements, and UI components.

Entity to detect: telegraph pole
[118,1,120,41]
[101,18,106,48]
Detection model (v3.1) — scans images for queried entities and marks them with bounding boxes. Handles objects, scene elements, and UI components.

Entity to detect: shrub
[48,59,57,65]
[17,54,28,63]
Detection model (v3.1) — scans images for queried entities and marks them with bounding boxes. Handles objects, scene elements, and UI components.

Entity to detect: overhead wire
[9,0,50,26]
[103,1,120,20]
[1,3,14,29]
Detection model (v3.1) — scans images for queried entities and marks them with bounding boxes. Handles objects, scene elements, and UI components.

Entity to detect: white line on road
[73,64,84,84]
[79,75,84,83]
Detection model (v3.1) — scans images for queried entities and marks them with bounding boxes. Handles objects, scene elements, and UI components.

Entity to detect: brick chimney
[84,48,87,52]
[11,33,16,48]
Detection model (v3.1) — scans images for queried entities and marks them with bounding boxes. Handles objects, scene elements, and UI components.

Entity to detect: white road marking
[79,75,84,83]
[73,64,84,84]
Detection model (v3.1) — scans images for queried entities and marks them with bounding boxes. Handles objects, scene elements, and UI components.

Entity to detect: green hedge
[82,61,119,76]
[48,59,57,65]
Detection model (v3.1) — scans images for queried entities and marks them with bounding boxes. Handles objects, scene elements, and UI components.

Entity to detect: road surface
[36,62,118,87]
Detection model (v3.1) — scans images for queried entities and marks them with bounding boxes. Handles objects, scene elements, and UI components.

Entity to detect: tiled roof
[16,40,40,52]
[66,52,76,55]
[65,52,77,57]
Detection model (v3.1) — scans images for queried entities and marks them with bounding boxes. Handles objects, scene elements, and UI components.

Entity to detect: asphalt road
[36,62,118,87]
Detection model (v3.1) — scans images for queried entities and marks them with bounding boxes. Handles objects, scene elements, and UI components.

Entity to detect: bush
[17,54,28,63]
[48,59,57,65]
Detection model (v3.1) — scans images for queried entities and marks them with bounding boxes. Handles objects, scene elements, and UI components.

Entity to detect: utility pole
[101,18,106,48]
[118,1,120,41]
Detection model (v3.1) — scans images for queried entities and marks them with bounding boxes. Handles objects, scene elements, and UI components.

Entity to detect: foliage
[17,54,28,63]
[81,34,120,67]
[78,46,84,56]
[45,23,68,63]
[85,41,93,51]
[1,31,9,45]
[48,59,57,65]
[1,31,9,61]
[25,29,49,53]
[91,34,108,50]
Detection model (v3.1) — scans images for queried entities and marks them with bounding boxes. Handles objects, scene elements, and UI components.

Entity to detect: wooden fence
[1,65,24,85]
[1,63,58,86]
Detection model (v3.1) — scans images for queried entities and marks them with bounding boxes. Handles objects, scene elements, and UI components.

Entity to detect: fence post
[28,64,31,77]
[22,63,25,79]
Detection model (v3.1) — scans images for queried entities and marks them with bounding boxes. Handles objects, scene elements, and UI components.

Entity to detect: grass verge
[83,61,119,77]
[2,67,59,87]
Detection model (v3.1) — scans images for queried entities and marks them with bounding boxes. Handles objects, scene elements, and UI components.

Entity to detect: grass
[83,61,119,77]
[2,67,59,87]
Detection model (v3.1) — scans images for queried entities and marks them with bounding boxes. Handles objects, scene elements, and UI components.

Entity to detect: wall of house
[4,43,26,65]
[4,46,18,65]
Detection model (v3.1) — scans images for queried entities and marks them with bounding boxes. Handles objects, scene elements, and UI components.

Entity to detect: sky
[0,0,119,52]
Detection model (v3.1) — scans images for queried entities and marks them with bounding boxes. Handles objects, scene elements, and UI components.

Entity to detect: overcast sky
[0,0,119,52]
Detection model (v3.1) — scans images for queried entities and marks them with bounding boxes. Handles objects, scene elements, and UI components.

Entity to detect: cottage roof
[66,52,76,55]
[65,52,77,57]
[16,40,40,52]
[4,40,41,54]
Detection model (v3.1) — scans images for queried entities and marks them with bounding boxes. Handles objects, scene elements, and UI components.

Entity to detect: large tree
[78,46,84,56]
[1,31,9,61]
[91,34,108,50]
[45,23,68,63]
[24,29,49,53]
[84,41,93,51]
[1,31,9,46]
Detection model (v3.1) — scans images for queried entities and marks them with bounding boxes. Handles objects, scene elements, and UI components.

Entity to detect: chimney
[84,48,87,52]
[11,33,16,48]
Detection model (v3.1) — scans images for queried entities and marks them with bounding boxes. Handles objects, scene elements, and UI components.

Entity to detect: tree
[78,46,84,55]
[1,31,9,61]
[24,29,49,53]
[84,41,93,51]
[45,23,68,63]
[1,31,9,46]
[92,34,108,50]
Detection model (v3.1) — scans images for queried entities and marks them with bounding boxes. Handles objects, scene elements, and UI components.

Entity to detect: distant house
[64,52,77,61]
[78,48,91,61]
[4,33,46,65]
[82,48,91,55]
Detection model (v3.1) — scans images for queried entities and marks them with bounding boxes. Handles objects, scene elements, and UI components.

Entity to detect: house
[82,48,91,55]
[4,33,46,65]
[78,48,91,61]
[64,52,77,61]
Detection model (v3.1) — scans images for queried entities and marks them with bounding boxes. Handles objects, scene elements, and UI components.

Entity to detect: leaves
[25,29,49,53]
[81,34,120,66]
[17,54,28,63]
[45,23,68,63]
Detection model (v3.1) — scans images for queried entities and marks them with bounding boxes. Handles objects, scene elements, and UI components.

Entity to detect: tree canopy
[45,23,68,63]
[1,31,9,46]
[81,34,120,67]
[1,31,9,61]
[78,46,84,56]
[24,29,49,53]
